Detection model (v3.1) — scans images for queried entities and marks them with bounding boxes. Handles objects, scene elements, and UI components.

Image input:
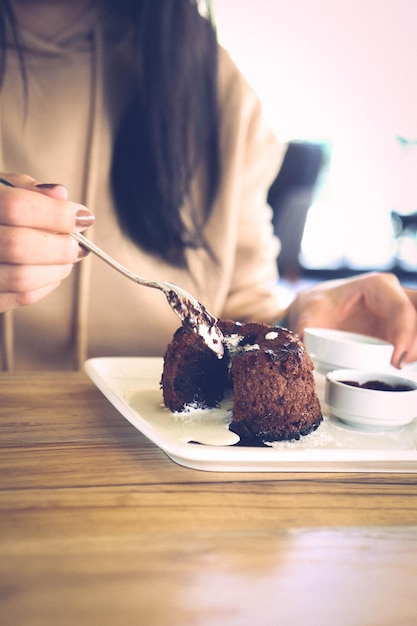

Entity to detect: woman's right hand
[0,173,94,313]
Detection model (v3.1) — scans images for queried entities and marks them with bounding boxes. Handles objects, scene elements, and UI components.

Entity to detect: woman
[0,0,416,371]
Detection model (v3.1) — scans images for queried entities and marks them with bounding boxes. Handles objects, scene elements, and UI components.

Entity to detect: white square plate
[85,357,417,472]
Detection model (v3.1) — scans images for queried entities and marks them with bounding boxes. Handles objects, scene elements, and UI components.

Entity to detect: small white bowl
[304,328,394,374]
[325,368,417,430]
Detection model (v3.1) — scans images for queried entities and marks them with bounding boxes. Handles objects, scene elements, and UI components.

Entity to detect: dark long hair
[0,0,220,268]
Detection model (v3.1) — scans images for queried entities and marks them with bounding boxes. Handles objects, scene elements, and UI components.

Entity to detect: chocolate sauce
[341,379,415,392]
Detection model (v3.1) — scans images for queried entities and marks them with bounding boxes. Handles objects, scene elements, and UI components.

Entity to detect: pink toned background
[214,1,417,270]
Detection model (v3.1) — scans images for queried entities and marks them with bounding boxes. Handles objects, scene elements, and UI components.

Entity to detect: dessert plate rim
[84,356,417,473]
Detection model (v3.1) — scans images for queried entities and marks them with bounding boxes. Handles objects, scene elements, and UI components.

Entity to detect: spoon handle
[71,232,160,290]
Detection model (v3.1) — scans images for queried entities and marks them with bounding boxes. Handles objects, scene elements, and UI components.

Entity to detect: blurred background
[212,0,417,285]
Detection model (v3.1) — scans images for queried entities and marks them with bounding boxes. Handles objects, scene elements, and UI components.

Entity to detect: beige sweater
[0,7,285,371]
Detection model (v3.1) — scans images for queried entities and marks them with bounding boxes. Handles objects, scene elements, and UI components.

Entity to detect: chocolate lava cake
[160,319,322,443]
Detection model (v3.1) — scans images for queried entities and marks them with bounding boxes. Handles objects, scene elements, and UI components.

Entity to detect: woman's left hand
[286,272,417,368]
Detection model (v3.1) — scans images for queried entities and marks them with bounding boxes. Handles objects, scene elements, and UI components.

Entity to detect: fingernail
[398,351,408,368]
[77,245,90,260]
[35,183,62,189]
[75,208,95,228]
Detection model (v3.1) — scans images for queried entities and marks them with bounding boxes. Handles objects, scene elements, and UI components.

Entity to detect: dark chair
[268,141,325,280]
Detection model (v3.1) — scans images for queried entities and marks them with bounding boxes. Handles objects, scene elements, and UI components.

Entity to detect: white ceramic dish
[325,369,417,430]
[85,357,417,473]
[303,328,394,374]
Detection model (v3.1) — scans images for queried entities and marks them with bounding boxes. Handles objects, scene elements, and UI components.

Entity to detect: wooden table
[1,372,417,626]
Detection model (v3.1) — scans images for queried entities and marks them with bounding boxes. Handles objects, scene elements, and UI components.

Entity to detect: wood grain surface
[1,372,417,626]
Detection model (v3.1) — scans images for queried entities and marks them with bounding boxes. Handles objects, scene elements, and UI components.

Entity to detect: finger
[0,282,62,311]
[0,226,80,264]
[385,310,417,368]
[0,173,42,188]
[357,274,417,368]
[0,263,73,295]
[33,183,69,201]
[403,287,417,308]
[292,273,417,368]
[287,287,341,337]
[0,174,69,200]
[0,182,93,233]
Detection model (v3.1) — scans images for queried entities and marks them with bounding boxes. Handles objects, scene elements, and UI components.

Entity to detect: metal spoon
[72,232,224,358]
[0,177,224,358]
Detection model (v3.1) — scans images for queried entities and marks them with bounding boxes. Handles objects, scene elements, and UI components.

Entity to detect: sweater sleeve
[215,48,287,324]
